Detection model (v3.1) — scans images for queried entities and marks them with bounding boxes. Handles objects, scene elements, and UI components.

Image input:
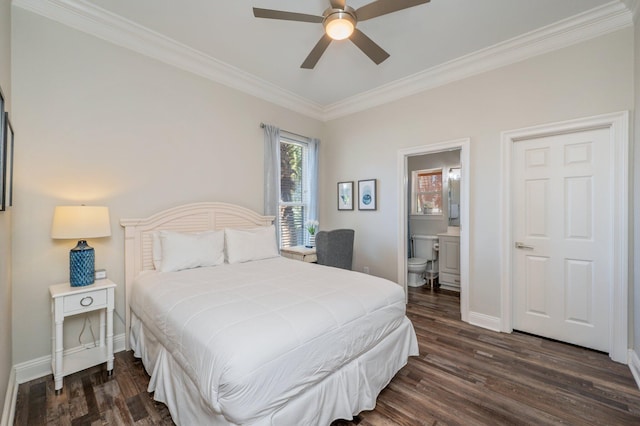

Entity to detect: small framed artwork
[3,112,14,209]
[337,181,353,210]
[0,89,5,211]
[358,179,377,211]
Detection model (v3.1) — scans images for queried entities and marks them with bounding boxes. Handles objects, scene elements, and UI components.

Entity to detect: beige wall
[10,9,324,364]
[322,29,634,318]
[0,0,11,414]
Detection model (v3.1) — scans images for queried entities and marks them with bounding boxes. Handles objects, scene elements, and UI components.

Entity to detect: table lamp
[51,205,111,287]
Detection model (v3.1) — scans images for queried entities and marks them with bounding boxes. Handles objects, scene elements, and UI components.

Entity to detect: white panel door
[512,128,611,352]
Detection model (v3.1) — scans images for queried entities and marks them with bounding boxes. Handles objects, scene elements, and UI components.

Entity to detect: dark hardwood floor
[14,287,640,425]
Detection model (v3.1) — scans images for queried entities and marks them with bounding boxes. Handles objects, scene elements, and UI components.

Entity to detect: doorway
[500,112,629,363]
[397,138,471,322]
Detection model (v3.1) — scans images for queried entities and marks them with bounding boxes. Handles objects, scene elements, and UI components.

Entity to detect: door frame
[397,138,471,322]
[500,111,629,363]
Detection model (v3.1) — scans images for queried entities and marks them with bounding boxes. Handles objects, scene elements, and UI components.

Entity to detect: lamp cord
[76,309,126,348]
[78,314,97,348]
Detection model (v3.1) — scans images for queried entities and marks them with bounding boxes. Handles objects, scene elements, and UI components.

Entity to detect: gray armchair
[315,229,354,270]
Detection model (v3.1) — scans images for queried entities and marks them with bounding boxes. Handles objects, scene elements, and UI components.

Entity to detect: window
[412,168,443,215]
[279,137,311,248]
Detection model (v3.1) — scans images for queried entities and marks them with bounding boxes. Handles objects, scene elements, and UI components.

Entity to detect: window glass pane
[279,139,309,248]
[279,205,305,247]
[412,169,443,214]
[417,192,442,213]
[417,171,442,193]
[280,142,303,203]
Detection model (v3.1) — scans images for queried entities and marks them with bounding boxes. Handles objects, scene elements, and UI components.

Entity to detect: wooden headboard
[120,202,275,349]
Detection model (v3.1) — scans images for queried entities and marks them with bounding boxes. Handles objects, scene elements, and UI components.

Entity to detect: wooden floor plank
[14,287,640,425]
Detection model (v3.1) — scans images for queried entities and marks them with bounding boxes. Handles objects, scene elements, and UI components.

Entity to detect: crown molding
[323,1,633,120]
[12,0,325,120]
[13,0,633,122]
[623,0,640,21]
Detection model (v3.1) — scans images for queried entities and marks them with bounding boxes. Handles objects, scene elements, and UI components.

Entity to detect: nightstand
[49,279,116,393]
[281,245,317,263]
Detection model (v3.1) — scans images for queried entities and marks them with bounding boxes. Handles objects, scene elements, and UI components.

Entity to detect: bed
[121,202,419,425]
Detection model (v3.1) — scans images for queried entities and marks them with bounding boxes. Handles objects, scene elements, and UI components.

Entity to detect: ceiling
[16,0,634,119]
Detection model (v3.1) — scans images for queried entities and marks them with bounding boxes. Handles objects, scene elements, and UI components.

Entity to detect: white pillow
[152,231,162,270]
[225,226,279,264]
[158,230,225,272]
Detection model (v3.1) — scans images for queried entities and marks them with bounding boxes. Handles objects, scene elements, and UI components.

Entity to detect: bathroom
[407,149,461,291]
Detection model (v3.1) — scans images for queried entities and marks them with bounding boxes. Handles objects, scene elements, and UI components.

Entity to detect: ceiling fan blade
[329,0,346,9]
[253,8,323,23]
[355,0,430,21]
[301,34,333,69]
[349,29,389,65]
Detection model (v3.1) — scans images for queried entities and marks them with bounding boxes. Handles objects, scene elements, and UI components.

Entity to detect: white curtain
[263,124,281,244]
[308,138,320,222]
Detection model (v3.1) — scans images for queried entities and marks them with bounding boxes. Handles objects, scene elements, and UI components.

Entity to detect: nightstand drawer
[63,289,107,314]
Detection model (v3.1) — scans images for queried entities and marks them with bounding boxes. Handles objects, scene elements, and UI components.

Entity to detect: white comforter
[130,257,412,424]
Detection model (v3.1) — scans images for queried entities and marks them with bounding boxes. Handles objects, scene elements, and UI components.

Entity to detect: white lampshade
[324,13,355,40]
[51,206,111,239]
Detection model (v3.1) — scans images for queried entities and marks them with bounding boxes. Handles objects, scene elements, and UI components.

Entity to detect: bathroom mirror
[448,167,461,226]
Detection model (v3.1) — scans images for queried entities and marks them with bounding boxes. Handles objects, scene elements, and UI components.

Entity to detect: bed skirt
[130,312,418,426]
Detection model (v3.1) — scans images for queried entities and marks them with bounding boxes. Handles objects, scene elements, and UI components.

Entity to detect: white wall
[10,9,324,364]
[0,0,12,413]
[322,29,634,319]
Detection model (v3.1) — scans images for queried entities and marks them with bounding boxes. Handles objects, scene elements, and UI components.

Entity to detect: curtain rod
[260,122,309,140]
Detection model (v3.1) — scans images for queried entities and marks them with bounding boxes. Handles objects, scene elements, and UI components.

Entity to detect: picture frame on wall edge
[4,112,14,209]
[358,179,377,211]
[337,181,354,211]
[0,87,5,211]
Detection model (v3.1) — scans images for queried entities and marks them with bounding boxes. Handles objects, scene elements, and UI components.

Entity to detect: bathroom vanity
[438,229,460,291]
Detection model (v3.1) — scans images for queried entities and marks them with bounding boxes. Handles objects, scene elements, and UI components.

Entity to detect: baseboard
[0,368,17,426]
[468,311,502,332]
[438,284,461,293]
[629,349,640,390]
[15,333,126,384]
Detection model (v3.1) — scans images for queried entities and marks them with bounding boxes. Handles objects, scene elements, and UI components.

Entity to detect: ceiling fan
[253,0,430,69]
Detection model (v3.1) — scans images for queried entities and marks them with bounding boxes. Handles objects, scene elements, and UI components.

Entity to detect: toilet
[407,235,439,287]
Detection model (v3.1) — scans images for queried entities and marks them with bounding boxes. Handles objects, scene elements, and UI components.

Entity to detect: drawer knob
[80,296,94,307]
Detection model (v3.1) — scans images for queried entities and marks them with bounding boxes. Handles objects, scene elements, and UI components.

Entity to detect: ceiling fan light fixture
[254,1,431,68]
[324,11,356,40]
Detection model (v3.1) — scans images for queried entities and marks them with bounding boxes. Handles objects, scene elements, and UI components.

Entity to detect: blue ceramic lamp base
[70,240,95,287]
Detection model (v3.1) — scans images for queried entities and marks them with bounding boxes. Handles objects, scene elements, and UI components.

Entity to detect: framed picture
[0,88,5,211]
[337,181,353,210]
[358,179,377,210]
[3,112,14,209]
